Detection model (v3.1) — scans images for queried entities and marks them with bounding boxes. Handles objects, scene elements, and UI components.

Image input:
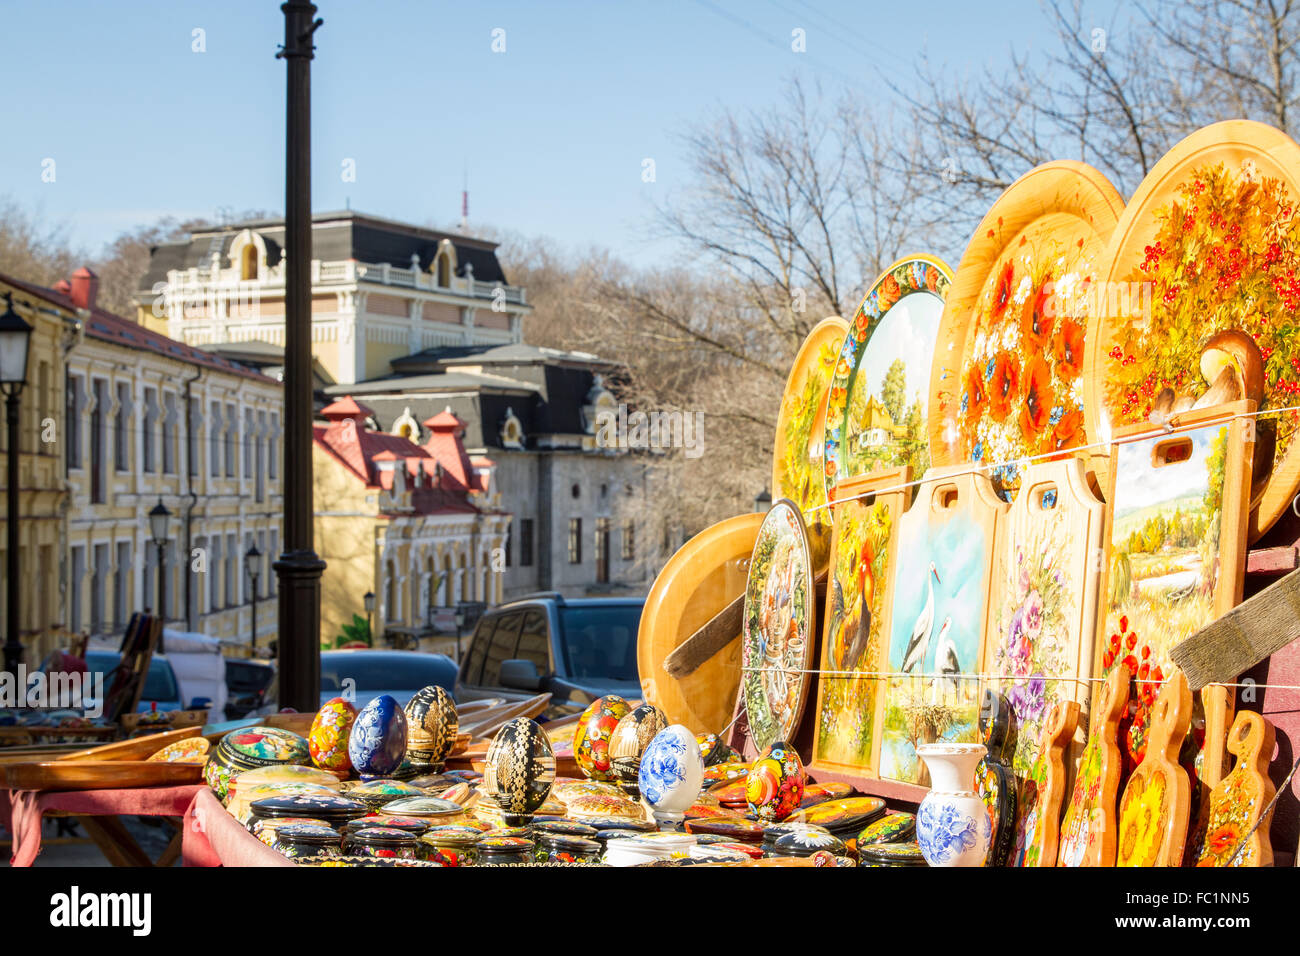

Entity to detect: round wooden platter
[741,498,815,753]
[823,255,952,501]
[1085,120,1300,541]
[637,513,764,735]
[929,161,1124,501]
[772,316,848,573]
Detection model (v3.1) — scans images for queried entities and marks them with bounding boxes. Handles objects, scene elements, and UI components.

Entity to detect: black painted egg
[481,717,556,825]
[404,685,459,772]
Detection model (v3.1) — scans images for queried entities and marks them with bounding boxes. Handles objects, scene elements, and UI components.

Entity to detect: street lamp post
[363,590,375,642]
[0,292,34,676]
[245,544,261,654]
[273,0,327,712]
[754,488,772,514]
[149,500,171,622]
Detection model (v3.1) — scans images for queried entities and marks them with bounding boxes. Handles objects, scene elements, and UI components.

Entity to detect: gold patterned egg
[404,685,459,772]
[573,695,630,780]
[481,717,556,826]
[608,703,668,798]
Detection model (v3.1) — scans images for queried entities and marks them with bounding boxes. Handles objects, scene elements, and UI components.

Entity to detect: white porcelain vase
[916,742,991,867]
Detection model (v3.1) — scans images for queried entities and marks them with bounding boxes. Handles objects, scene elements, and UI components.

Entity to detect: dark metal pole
[273,0,325,712]
[156,542,166,622]
[250,574,258,653]
[4,392,21,675]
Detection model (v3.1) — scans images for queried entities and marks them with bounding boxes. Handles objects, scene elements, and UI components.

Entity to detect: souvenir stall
[15,120,1300,869]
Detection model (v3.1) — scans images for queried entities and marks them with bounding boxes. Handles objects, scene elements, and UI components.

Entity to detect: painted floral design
[917,799,989,865]
[745,742,806,822]
[309,697,357,772]
[1117,769,1170,867]
[573,695,630,781]
[1194,772,1264,867]
[638,732,688,805]
[948,224,1100,500]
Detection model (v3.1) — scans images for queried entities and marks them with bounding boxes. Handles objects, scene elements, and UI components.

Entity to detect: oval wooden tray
[929,161,1124,500]
[1086,120,1300,540]
[637,513,763,734]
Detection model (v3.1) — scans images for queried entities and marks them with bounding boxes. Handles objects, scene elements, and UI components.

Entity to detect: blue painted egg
[638,724,704,827]
[348,695,408,777]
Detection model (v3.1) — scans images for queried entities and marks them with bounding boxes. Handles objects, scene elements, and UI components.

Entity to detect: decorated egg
[481,717,556,826]
[745,741,806,823]
[404,685,459,773]
[348,695,408,778]
[696,733,740,767]
[204,726,311,802]
[638,724,704,828]
[572,695,630,780]
[608,703,668,798]
[309,697,358,771]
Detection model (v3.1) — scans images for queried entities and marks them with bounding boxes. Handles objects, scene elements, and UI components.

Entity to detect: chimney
[69,267,99,310]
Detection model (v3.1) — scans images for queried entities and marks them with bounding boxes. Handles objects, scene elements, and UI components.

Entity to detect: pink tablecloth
[2,784,203,867]
[181,788,295,867]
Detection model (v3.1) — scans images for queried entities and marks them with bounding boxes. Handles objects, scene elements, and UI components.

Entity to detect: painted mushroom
[1149,328,1264,423]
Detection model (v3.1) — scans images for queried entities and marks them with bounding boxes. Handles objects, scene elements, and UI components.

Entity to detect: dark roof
[0,272,277,385]
[390,342,619,375]
[324,370,539,396]
[138,210,508,294]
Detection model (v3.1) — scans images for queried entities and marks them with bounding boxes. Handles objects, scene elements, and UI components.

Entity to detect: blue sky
[0,1,1117,267]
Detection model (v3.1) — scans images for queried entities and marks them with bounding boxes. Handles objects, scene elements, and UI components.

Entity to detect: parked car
[82,650,187,713]
[456,594,644,716]
[254,649,459,714]
[224,658,276,719]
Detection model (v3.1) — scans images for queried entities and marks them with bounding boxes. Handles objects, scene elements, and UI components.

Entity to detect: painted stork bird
[900,562,941,674]
[935,618,959,697]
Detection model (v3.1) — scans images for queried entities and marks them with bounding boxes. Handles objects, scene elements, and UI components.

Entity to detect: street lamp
[0,292,34,676]
[753,488,772,514]
[148,499,171,621]
[363,590,375,641]
[244,544,261,654]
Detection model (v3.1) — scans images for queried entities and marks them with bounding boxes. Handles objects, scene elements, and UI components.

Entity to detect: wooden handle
[662,594,745,679]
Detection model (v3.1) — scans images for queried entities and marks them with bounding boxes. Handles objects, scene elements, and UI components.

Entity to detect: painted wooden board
[637,513,763,734]
[879,464,1009,786]
[1057,664,1131,866]
[823,255,952,499]
[1184,683,1236,864]
[1116,669,1193,866]
[1011,698,1079,867]
[1094,401,1255,770]
[984,456,1105,781]
[809,466,911,779]
[930,161,1125,501]
[773,316,849,571]
[1086,120,1300,542]
[740,500,815,752]
[1194,710,1277,866]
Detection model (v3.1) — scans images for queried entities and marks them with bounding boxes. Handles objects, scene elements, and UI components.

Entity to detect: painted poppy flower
[1042,409,1083,457]
[1019,356,1054,439]
[878,273,902,312]
[964,363,988,426]
[1021,279,1055,347]
[991,261,1015,319]
[1053,318,1085,380]
[989,351,1021,422]
[926,266,939,291]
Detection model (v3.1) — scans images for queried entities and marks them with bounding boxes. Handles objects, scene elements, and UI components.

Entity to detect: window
[142,387,157,473]
[91,543,108,633]
[114,383,130,471]
[225,403,237,477]
[69,546,85,632]
[514,610,550,672]
[568,518,582,564]
[113,541,130,627]
[65,374,83,471]
[187,397,199,477]
[436,252,450,287]
[621,520,635,560]
[504,526,513,568]
[90,379,106,503]
[256,530,267,598]
[480,612,522,686]
[268,413,279,479]
[519,519,534,567]
[595,517,610,584]
[256,410,266,502]
[208,536,222,610]
[163,392,177,474]
[244,409,254,478]
[209,401,222,477]
[240,243,258,281]
[225,533,238,606]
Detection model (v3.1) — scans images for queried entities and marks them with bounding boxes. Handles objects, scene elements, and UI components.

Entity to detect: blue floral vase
[916,743,991,867]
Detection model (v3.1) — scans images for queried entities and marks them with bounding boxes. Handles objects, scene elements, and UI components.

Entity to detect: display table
[3,783,203,867]
[181,788,295,867]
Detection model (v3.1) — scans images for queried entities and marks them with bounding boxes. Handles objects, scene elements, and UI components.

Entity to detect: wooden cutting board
[1193,709,1277,867]
[1011,698,1079,867]
[1057,663,1131,866]
[983,456,1105,779]
[878,464,1008,786]
[1094,401,1254,770]
[5,759,204,792]
[1116,669,1193,866]
[809,467,911,779]
[637,513,763,734]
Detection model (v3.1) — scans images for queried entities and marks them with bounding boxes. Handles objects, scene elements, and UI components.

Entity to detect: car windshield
[83,652,179,703]
[320,655,451,692]
[557,605,642,682]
